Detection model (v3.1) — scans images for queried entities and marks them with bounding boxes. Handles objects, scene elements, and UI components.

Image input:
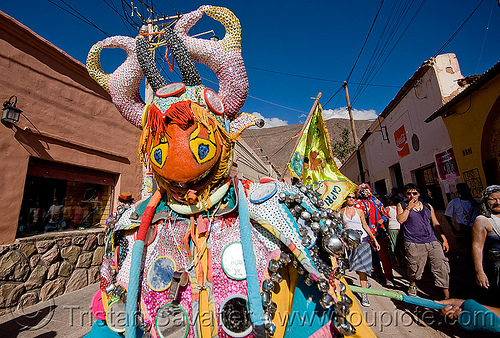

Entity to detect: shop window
[17,158,116,237]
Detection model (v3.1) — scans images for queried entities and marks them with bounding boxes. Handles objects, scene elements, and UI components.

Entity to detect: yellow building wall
[441,73,500,197]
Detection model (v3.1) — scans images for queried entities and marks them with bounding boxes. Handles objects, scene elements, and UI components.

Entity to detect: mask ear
[229,113,264,137]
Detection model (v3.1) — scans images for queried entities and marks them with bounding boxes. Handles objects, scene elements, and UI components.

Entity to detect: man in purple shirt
[396,183,450,299]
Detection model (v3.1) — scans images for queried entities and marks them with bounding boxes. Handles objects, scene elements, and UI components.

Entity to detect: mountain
[240,118,373,174]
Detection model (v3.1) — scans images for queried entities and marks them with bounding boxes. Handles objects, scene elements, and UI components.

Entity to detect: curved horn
[136,27,201,92]
[86,36,145,129]
[174,5,249,118]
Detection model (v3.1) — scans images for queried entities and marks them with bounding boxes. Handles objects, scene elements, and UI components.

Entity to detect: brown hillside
[241,118,373,173]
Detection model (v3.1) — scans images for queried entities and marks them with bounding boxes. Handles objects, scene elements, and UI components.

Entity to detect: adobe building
[0,10,142,311]
[426,61,500,198]
[341,53,465,209]
[0,10,143,244]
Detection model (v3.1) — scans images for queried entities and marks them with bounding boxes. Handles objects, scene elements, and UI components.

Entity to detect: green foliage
[331,126,355,162]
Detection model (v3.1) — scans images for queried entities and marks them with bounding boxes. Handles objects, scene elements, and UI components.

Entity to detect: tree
[331,126,355,163]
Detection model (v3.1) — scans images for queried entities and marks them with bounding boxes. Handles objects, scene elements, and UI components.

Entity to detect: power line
[433,0,485,57]
[345,0,385,82]
[322,85,344,109]
[248,66,399,88]
[352,0,428,105]
[46,0,111,37]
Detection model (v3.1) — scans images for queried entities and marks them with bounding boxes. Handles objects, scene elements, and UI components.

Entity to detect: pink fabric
[91,290,106,320]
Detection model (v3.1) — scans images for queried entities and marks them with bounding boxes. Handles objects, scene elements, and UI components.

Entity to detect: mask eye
[203,88,224,115]
[150,135,169,168]
[189,123,217,164]
[156,83,186,98]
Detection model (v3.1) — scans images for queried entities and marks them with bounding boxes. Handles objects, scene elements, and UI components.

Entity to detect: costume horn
[174,5,249,118]
[86,36,145,129]
[135,26,202,92]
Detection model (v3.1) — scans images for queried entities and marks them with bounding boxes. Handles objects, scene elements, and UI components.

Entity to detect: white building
[341,53,465,209]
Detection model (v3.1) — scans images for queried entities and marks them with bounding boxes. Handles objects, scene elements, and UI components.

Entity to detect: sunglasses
[346,196,356,199]
[406,191,418,196]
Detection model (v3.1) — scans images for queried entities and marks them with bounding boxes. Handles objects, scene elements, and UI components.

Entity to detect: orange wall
[0,12,143,244]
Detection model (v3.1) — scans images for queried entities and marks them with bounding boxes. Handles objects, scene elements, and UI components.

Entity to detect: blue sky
[2,0,500,127]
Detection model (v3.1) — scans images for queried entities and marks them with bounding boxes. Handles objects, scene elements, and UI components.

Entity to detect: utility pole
[343,81,365,183]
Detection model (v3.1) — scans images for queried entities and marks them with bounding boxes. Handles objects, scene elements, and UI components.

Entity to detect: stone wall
[0,229,105,315]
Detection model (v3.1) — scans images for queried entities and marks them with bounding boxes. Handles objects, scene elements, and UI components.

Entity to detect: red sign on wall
[394,125,410,159]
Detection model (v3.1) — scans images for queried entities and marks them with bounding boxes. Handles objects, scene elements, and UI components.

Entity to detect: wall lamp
[1,95,23,126]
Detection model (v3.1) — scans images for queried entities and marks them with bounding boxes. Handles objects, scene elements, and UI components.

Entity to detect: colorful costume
[85,6,375,338]
[354,184,394,284]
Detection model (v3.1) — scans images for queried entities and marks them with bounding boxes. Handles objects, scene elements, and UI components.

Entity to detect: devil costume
[84,6,375,338]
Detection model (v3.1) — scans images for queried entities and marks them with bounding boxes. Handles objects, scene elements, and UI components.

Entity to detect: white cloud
[251,112,289,128]
[323,107,377,120]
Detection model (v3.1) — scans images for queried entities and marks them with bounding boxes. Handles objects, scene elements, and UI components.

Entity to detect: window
[17,158,116,237]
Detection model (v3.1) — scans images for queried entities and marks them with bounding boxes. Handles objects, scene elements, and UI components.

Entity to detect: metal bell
[261,291,272,306]
[116,205,124,214]
[268,259,280,272]
[316,199,324,207]
[299,186,308,194]
[337,321,356,336]
[301,235,313,247]
[299,226,309,237]
[267,301,277,315]
[320,210,328,219]
[342,294,353,308]
[279,252,292,265]
[270,272,283,283]
[278,192,287,202]
[317,278,330,292]
[334,301,350,316]
[310,196,318,205]
[323,234,344,255]
[324,219,333,228]
[294,205,304,214]
[300,211,311,221]
[294,195,303,204]
[311,211,321,222]
[105,283,116,295]
[338,281,347,294]
[266,321,276,336]
[262,279,274,292]
[296,265,305,275]
[304,275,314,286]
[320,224,331,235]
[342,229,362,249]
[310,222,321,233]
[319,292,335,309]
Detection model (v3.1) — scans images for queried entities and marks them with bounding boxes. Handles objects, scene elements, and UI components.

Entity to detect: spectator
[340,192,380,307]
[385,196,404,267]
[471,185,500,298]
[389,187,403,204]
[118,192,135,207]
[397,183,450,299]
[355,183,395,287]
[45,199,63,231]
[445,183,480,255]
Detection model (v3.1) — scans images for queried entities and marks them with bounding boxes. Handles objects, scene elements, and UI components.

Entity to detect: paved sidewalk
[0,253,498,338]
[0,283,99,338]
